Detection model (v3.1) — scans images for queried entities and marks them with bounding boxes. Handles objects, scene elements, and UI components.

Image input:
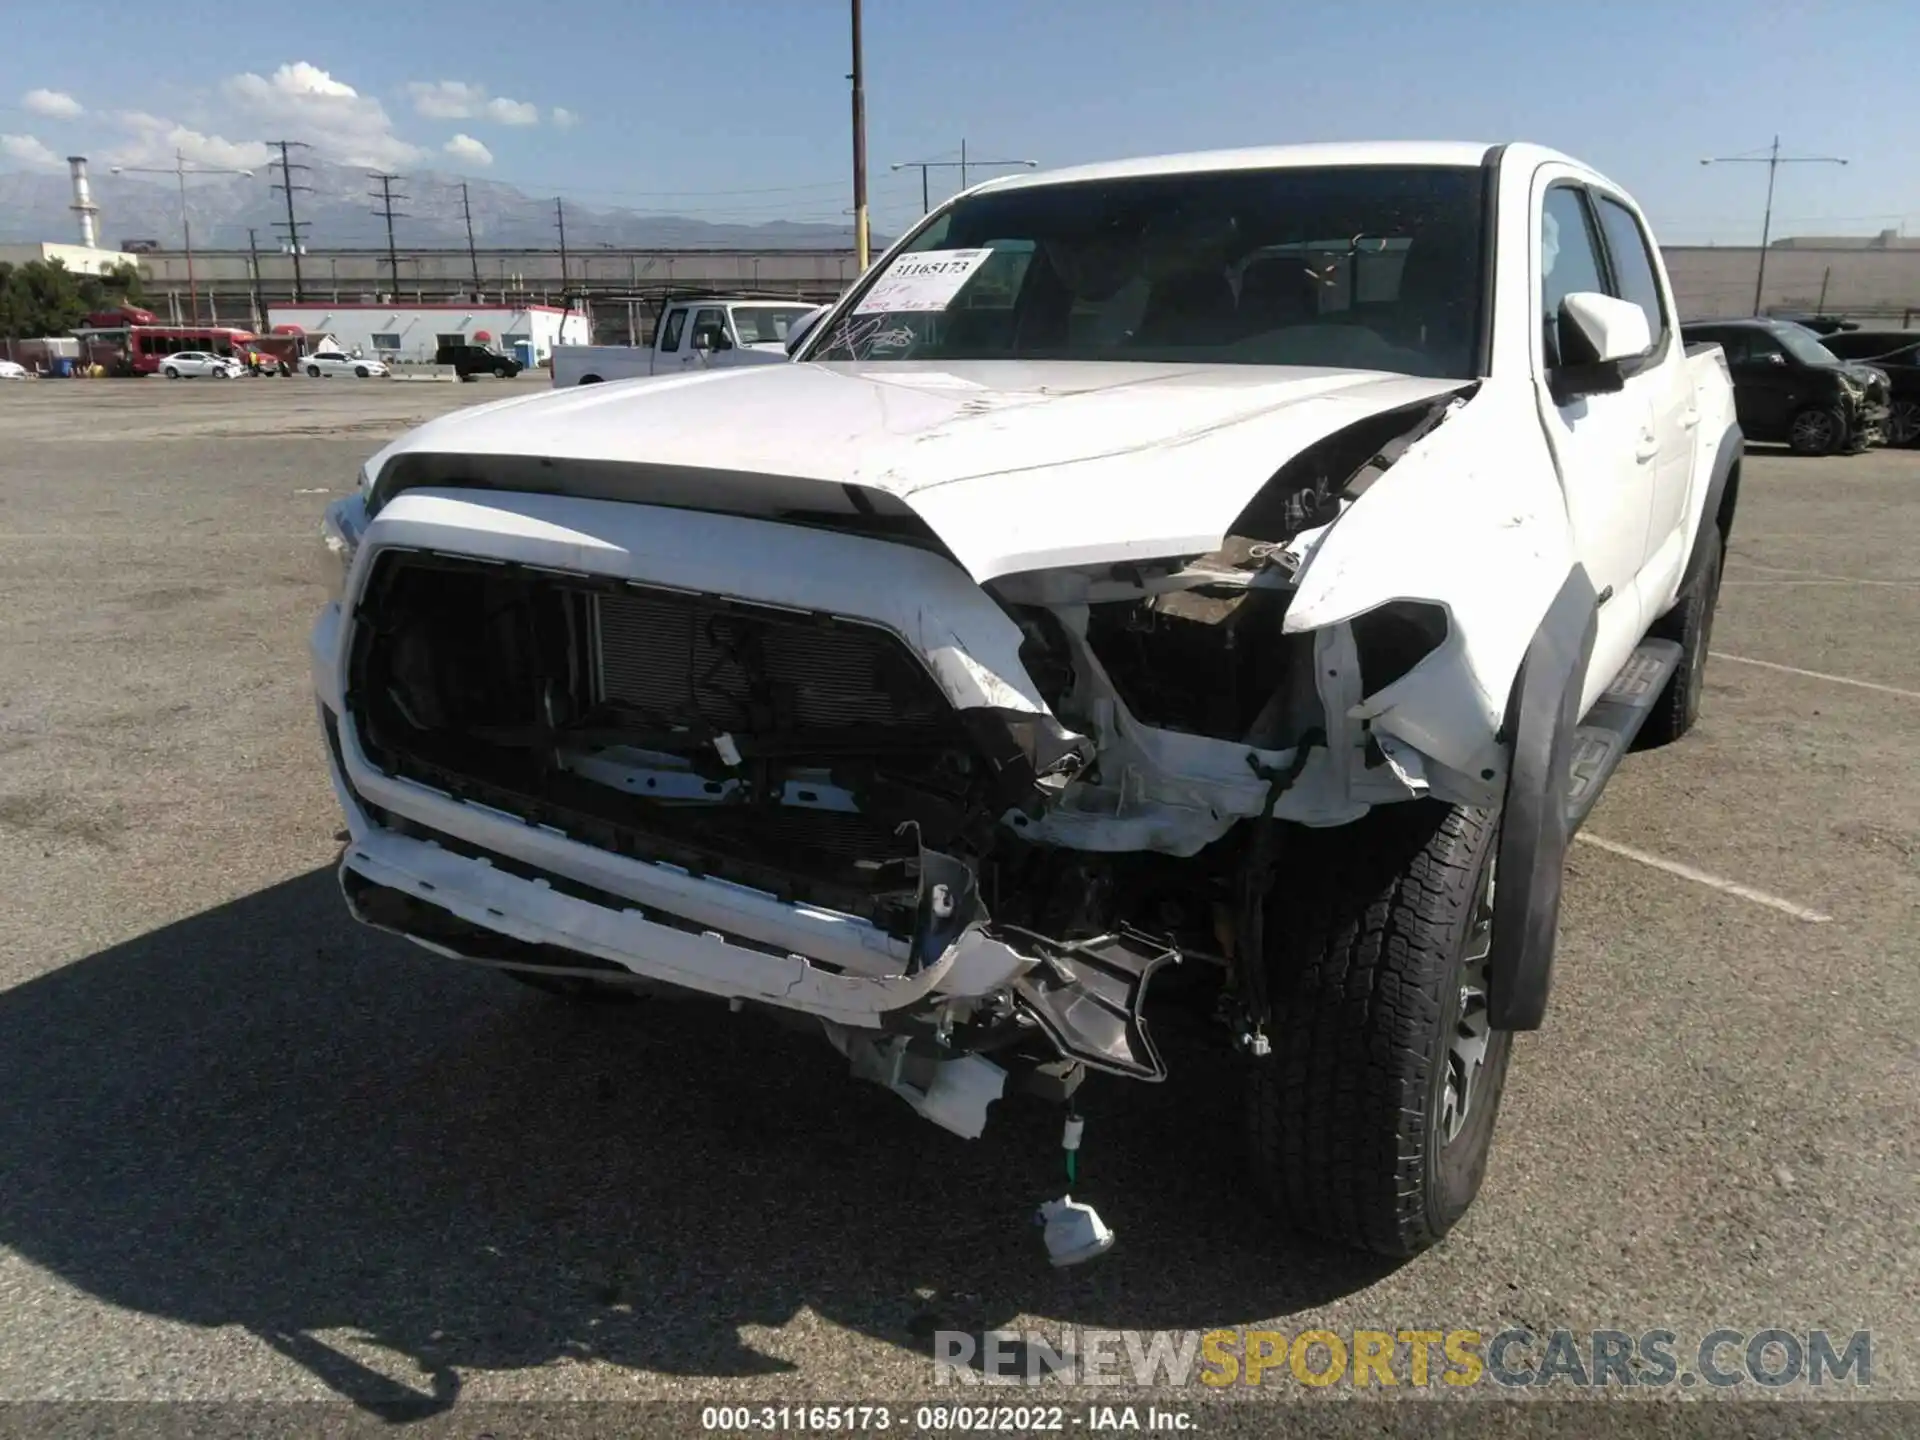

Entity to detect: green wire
[1066,1149,1077,1185]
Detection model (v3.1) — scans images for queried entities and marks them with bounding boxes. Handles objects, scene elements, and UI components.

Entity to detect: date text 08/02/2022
[700,1404,1196,1432]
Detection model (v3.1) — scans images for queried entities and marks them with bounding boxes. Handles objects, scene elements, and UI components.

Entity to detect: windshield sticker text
[854,248,996,314]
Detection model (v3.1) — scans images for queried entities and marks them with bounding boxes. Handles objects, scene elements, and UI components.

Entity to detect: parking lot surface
[0,379,1914,1419]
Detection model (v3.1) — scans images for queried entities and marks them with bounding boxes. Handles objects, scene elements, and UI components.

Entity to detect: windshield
[1774,326,1841,366]
[731,305,819,344]
[805,164,1488,378]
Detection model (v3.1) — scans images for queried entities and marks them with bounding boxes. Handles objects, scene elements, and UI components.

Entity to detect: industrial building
[264,302,589,365]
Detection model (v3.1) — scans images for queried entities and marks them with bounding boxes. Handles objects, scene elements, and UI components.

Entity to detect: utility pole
[1702,136,1848,316]
[369,172,408,298]
[850,0,869,270]
[110,149,255,326]
[554,198,571,287]
[459,181,481,296]
[246,227,264,330]
[269,140,313,301]
[891,143,1037,213]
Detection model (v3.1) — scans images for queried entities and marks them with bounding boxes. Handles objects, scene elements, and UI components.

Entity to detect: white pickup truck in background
[314,141,1740,1265]
[549,297,827,387]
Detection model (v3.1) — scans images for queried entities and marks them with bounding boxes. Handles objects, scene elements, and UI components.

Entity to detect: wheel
[354,365,369,378]
[1245,801,1511,1258]
[578,374,604,386]
[216,369,232,380]
[1638,528,1723,748]
[496,366,514,379]
[1787,405,1845,456]
[306,364,321,378]
[164,366,179,379]
[1887,398,1920,448]
[504,970,639,1004]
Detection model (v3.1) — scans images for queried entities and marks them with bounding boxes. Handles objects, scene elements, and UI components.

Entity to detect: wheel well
[578,374,604,386]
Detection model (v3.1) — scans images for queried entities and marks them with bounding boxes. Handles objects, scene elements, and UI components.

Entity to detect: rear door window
[1592,194,1667,348]
[656,308,687,352]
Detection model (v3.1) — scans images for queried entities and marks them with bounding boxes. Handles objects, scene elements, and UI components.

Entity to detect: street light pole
[1701,137,1848,316]
[111,150,254,326]
[892,145,1038,213]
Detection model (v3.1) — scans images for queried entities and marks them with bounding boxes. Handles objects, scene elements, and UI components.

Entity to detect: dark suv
[1681,318,1889,454]
[434,342,523,380]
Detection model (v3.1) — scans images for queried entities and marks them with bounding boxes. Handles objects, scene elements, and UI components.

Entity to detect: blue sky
[0,0,1912,243]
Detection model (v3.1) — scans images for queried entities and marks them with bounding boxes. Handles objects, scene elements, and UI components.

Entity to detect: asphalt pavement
[0,377,1913,1429]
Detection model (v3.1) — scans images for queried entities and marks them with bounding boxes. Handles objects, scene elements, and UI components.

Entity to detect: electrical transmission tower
[369,171,410,297]
[269,140,313,301]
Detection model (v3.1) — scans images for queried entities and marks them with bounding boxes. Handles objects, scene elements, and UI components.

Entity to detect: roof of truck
[970,141,1504,195]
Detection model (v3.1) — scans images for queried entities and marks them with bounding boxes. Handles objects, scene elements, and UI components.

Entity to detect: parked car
[1804,329,1920,445]
[434,342,523,381]
[550,298,823,386]
[159,351,245,380]
[1772,314,1858,336]
[305,350,389,379]
[315,141,1740,1261]
[1680,318,1888,454]
[0,359,29,380]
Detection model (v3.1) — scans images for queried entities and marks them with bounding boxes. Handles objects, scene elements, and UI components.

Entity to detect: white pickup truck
[313,142,1739,1260]
[548,297,825,387]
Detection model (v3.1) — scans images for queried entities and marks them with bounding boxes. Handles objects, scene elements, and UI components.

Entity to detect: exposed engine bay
[335,392,1471,1110]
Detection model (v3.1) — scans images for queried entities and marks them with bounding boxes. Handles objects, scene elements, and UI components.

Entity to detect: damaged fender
[1283,391,1578,806]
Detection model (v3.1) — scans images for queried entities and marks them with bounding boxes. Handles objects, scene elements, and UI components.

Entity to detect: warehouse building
[263,302,589,365]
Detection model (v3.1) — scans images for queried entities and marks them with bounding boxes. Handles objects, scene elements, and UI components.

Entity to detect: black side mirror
[711,331,733,352]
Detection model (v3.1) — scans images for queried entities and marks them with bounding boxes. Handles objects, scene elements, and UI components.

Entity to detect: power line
[369,171,410,296]
[269,140,313,301]
[891,140,1037,212]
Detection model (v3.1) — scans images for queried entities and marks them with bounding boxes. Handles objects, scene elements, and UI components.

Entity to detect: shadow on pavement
[0,869,1394,1413]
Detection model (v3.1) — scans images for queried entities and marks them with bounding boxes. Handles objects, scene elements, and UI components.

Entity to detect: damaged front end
[317,383,1525,1139]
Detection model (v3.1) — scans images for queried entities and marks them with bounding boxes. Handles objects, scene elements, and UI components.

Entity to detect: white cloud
[22,88,84,120]
[106,111,271,171]
[406,80,486,119]
[407,79,541,126]
[550,106,579,129]
[225,61,422,168]
[1,132,62,168]
[483,96,539,126]
[444,133,493,167]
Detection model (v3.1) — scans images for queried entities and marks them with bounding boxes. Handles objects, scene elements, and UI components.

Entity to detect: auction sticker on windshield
[854,248,995,313]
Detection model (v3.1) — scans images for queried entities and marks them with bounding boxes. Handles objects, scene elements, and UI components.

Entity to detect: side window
[657,308,687,352]
[1540,184,1608,369]
[1711,329,1751,364]
[1593,195,1666,348]
[690,307,728,348]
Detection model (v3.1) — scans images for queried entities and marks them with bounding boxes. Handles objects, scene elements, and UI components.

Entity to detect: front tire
[354,365,370,378]
[1245,801,1511,1258]
[1886,398,1920,448]
[1787,405,1845,456]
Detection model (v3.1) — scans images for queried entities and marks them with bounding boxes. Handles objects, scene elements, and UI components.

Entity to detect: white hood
[370,360,1467,580]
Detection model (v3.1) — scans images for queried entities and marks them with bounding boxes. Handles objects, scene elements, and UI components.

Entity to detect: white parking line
[1727,559,1920,588]
[1575,833,1832,923]
[1711,652,1920,701]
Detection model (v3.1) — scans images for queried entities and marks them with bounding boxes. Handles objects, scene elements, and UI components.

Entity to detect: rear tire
[307,364,321,378]
[164,366,179,379]
[1787,405,1845,456]
[1245,801,1511,1258]
[1639,527,1723,748]
[1887,398,1920,448]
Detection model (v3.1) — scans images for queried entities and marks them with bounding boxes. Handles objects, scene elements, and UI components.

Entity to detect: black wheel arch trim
[1488,562,1597,1031]
[1674,421,1743,603]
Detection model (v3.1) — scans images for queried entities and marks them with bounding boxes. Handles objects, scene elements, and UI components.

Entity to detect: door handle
[1680,407,1700,429]
[1635,431,1659,463]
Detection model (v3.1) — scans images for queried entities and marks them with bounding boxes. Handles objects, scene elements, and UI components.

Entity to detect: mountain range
[0,158,867,253]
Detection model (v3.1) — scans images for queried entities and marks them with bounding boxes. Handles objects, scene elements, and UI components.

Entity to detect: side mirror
[691,330,713,351]
[1552,292,1654,399]
[711,331,733,352]
[784,305,830,356]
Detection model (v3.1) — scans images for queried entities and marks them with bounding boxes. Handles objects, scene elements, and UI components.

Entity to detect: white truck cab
[549,298,826,387]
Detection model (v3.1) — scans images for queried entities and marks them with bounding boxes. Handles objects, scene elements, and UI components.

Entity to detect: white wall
[0,242,141,276]
[264,305,588,363]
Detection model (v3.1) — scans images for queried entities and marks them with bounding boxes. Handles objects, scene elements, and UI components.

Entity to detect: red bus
[71,324,260,376]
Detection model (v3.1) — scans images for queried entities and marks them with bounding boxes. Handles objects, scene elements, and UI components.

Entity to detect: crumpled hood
[368,359,1468,580]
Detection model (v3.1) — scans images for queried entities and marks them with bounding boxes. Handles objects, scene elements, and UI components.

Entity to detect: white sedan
[159,351,245,379]
[303,350,389,379]
[0,360,29,380]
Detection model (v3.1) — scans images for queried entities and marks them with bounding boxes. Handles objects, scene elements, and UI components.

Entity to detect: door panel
[1533,178,1655,711]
